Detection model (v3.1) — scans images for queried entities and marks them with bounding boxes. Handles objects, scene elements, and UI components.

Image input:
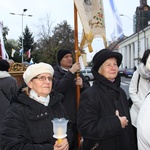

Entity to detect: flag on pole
[29,58,34,65]
[11,48,16,57]
[19,49,23,56]
[74,0,106,52]
[108,0,124,41]
[26,49,31,58]
[0,21,9,59]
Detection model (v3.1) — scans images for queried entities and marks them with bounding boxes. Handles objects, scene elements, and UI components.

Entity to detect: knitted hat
[0,59,10,72]
[23,62,54,84]
[92,49,122,72]
[57,49,72,64]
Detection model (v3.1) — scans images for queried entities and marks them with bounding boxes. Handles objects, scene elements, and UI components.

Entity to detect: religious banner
[74,0,106,52]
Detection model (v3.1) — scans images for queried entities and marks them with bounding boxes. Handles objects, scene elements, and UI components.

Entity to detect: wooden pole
[74,3,81,148]
[74,3,80,109]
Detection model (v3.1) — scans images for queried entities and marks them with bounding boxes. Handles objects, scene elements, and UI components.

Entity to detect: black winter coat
[0,74,18,150]
[53,65,90,124]
[0,85,74,150]
[0,75,18,128]
[77,71,137,150]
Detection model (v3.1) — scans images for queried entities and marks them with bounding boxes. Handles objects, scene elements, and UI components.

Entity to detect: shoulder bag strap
[137,74,140,93]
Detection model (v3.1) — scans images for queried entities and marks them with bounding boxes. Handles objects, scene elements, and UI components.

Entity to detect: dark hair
[0,59,10,71]
[141,49,150,65]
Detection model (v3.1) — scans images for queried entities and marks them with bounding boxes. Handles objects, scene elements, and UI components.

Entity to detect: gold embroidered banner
[74,0,106,52]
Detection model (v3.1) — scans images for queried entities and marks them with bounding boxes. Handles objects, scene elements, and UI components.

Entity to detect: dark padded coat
[0,76,18,101]
[0,85,74,150]
[77,70,137,150]
[0,74,18,138]
[53,65,90,124]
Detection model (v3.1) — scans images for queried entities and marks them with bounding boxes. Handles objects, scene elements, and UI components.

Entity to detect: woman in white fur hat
[0,62,74,150]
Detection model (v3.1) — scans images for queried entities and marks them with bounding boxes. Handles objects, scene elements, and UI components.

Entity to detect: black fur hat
[92,49,122,72]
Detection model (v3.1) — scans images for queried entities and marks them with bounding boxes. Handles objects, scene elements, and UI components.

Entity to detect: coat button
[41,113,43,116]
[45,112,48,115]
[37,115,39,118]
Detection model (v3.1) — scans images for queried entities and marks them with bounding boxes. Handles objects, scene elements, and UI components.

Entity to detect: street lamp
[10,9,32,63]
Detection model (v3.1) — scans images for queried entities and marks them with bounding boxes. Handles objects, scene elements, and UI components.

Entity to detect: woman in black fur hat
[77,49,137,150]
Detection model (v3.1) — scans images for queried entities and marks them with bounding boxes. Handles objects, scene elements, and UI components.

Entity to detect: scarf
[138,63,150,80]
[29,90,50,106]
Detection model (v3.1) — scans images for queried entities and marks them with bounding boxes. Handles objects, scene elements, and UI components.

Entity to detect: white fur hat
[23,62,54,84]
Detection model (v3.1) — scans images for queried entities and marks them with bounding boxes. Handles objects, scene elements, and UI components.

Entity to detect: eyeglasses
[32,76,53,82]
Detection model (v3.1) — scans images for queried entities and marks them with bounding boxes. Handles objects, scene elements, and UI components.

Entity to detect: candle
[52,118,68,143]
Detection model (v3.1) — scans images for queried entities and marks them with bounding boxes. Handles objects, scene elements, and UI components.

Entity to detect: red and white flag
[26,49,31,58]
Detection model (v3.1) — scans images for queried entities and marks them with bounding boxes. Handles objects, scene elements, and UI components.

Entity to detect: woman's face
[28,73,53,97]
[98,57,118,81]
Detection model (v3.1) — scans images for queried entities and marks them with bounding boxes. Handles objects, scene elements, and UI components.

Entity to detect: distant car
[124,68,134,78]
[118,68,126,76]
[81,68,94,81]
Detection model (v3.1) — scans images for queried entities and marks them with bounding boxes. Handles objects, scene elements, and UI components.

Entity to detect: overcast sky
[1,0,150,61]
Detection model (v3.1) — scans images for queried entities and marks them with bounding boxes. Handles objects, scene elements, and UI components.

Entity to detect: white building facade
[118,25,150,69]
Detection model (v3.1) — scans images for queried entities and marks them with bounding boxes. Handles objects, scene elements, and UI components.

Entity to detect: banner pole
[74,3,81,148]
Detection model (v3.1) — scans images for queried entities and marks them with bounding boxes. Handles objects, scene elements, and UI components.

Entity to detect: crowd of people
[0,48,150,150]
